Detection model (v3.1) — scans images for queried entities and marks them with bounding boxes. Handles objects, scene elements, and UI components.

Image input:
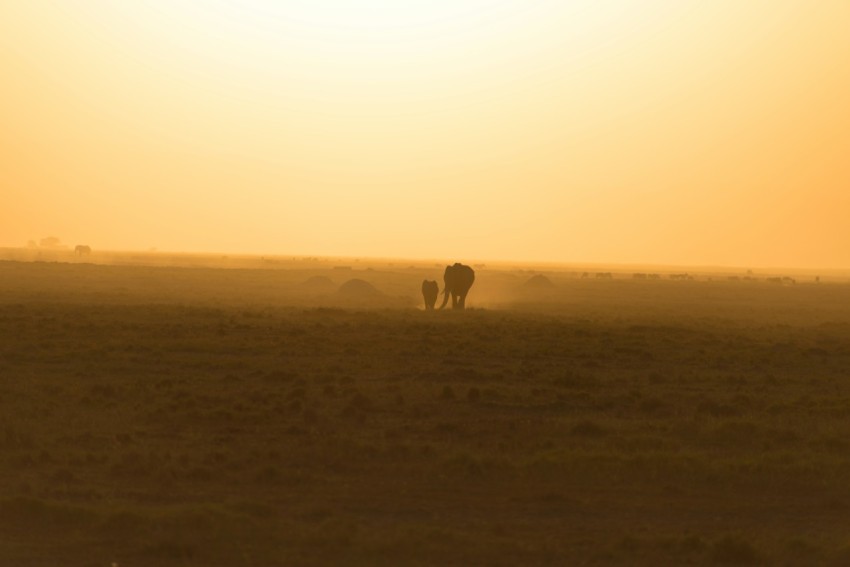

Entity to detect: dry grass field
[1,255,850,565]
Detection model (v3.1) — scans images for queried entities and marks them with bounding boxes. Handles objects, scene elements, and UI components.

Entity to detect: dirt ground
[1,255,849,565]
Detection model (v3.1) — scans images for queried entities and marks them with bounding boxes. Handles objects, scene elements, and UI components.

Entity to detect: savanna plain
[1,252,850,566]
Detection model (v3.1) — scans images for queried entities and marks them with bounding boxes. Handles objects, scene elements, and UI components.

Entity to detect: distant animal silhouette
[74,245,91,256]
[439,263,475,310]
[421,280,439,310]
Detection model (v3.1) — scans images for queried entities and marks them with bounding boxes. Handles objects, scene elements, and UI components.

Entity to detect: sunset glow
[2,1,849,267]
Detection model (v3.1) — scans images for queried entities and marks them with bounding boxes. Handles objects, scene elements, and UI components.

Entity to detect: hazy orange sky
[2,1,849,268]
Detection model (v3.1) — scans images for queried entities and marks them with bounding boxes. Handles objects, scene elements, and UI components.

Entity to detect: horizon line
[2,246,847,275]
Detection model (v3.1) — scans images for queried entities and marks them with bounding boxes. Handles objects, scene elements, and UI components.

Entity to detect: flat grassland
[1,257,849,565]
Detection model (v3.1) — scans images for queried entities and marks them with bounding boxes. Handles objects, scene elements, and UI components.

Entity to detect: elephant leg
[451,293,458,309]
[458,294,466,309]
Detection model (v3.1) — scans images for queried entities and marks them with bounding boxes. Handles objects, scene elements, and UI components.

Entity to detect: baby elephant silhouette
[421,280,439,310]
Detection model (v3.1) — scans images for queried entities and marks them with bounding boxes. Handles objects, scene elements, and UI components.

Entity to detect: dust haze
[1,248,850,565]
[3,0,850,564]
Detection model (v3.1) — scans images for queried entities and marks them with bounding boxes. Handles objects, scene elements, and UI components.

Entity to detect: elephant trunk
[438,287,450,310]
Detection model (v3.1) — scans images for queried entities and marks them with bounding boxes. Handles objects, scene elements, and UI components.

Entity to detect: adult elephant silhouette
[421,280,439,310]
[439,263,475,310]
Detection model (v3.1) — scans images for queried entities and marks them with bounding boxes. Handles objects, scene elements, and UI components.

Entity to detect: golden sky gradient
[2,1,849,268]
